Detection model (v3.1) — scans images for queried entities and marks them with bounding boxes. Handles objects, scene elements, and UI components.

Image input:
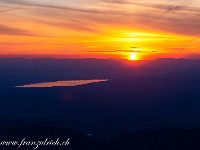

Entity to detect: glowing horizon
[0,0,200,60]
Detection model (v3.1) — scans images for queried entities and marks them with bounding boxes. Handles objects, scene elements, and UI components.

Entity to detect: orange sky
[0,0,200,60]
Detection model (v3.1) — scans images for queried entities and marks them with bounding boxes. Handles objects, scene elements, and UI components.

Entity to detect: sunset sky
[0,0,200,60]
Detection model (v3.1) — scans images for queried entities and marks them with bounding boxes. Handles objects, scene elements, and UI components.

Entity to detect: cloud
[2,0,199,15]
[187,36,200,42]
[171,48,185,51]
[84,50,115,53]
[0,24,33,36]
[0,0,118,14]
[115,50,148,53]
[100,0,200,13]
[40,21,100,33]
[1,0,200,36]
[0,8,17,12]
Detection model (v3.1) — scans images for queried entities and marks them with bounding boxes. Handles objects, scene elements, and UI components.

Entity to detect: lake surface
[15,79,108,88]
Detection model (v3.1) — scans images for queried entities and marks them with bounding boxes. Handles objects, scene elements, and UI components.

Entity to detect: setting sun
[0,0,200,60]
[130,53,137,60]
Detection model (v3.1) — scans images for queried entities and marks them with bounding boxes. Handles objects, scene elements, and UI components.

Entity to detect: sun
[130,53,137,60]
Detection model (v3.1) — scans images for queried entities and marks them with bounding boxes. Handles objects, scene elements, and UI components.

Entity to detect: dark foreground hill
[104,128,200,150]
[1,127,200,150]
[0,126,100,150]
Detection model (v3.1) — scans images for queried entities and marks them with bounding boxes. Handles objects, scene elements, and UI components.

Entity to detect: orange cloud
[0,0,200,59]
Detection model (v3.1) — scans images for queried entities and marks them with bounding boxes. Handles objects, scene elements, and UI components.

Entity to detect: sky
[0,0,200,60]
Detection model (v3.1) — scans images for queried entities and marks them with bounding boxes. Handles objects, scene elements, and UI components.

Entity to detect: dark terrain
[0,58,200,149]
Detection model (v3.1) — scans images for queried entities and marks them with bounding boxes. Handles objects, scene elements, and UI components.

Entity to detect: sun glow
[130,53,137,60]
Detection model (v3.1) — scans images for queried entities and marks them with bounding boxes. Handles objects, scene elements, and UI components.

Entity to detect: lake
[15,79,108,88]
